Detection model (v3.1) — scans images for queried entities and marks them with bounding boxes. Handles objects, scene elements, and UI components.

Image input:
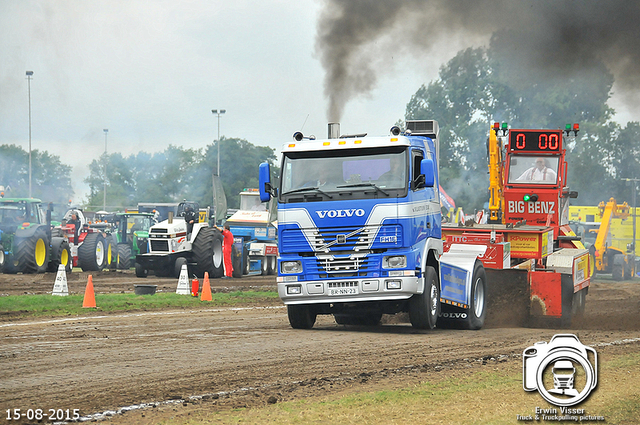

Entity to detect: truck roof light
[338,141,346,145]
[355,139,363,144]
[493,122,500,129]
[501,122,508,130]
[323,141,330,146]
[573,123,579,131]
[288,143,296,148]
[565,124,571,131]
[293,131,304,141]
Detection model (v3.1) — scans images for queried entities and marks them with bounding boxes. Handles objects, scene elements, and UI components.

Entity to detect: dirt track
[0,271,639,424]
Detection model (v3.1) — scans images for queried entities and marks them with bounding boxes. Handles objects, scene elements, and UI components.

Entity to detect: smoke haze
[317,0,640,121]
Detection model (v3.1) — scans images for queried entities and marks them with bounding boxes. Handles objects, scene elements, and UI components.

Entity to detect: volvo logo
[316,209,366,219]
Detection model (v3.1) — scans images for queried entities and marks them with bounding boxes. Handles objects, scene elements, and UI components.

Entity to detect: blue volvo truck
[259,121,488,330]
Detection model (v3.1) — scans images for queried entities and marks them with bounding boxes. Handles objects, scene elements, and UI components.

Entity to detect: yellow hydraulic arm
[487,125,505,223]
[593,198,630,269]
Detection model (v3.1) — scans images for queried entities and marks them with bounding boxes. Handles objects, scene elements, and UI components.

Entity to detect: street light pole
[26,71,33,198]
[103,129,108,210]
[211,109,226,176]
[622,177,639,256]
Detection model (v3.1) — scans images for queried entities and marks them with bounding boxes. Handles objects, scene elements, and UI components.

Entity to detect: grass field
[0,291,279,318]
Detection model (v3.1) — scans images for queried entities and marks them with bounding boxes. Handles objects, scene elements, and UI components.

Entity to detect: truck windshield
[240,194,267,211]
[508,155,559,185]
[280,147,407,201]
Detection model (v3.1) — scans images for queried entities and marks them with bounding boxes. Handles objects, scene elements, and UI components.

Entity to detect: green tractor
[0,198,71,274]
[109,212,156,269]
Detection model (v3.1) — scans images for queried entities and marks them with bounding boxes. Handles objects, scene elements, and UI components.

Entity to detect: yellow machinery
[487,123,506,223]
[586,198,636,280]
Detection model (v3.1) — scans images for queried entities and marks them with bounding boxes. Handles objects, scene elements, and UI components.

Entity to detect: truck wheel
[47,238,72,273]
[78,233,107,271]
[135,262,148,278]
[261,256,268,275]
[267,256,276,275]
[117,243,132,269]
[612,254,624,281]
[232,245,243,278]
[409,265,440,329]
[174,257,188,279]
[18,228,49,274]
[463,261,487,330]
[193,227,224,278]
[287,304,317,329]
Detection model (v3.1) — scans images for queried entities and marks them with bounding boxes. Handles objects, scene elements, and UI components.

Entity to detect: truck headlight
[287,285,302,295]
[383,255,406,269]
[281,260,302,274]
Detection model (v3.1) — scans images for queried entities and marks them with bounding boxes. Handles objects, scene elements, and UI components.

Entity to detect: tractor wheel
[192,227,224,278]
[287,305,317,329]
[16,228,49,274]
[232,245,243,278]
[47,238,72,273]
[174,257,188,279]
[0,244,5,272]
[117,243,132,270]
[409,265,440,330]
[242,247,250,275]
[267,256,277,275]
[135,262,148,278]
[612,254,624,281]
[78,233,107,271]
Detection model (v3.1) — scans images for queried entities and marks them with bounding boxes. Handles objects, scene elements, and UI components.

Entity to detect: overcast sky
[1,0,635,202]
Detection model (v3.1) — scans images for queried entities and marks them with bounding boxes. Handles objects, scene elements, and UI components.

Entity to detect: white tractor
[135,201,224,278]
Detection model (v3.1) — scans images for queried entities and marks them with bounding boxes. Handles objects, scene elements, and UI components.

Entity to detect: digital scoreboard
[508,129,563,153]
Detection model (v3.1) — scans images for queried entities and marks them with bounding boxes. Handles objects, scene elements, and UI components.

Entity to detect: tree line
[2,42,639,213]
[0,137,278,211]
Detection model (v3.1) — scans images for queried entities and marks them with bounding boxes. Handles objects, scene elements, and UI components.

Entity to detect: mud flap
[485,268,530,327]
[528,272,575,327]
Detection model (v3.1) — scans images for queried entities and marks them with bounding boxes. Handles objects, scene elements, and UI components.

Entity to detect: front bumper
[278,276,422,305]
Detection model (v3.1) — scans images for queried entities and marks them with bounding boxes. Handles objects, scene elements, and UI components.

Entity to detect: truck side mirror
[259,162,272,202]
[420,158,435,187]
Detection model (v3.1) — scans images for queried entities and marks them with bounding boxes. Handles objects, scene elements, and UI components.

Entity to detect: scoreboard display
[508,130,563,152]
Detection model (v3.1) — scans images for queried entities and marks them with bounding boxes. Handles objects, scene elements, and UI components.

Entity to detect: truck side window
[412,150,425,190]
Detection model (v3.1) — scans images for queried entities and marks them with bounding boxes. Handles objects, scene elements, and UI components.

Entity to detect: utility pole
[26,71,33,198]
[211,109,226,176]
[103,129,108,210]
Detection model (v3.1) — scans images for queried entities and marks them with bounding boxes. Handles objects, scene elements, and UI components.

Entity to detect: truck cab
[260,121,488,330]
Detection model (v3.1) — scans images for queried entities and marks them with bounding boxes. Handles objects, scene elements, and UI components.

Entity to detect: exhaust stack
[328,123,340,139]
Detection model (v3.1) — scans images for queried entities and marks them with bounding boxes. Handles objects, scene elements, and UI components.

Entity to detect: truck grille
[309,254,378,278]
[150,240,169,252]
[281,224,401,253]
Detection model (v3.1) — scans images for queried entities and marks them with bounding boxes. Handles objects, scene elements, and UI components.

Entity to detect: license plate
[328,287,358,296]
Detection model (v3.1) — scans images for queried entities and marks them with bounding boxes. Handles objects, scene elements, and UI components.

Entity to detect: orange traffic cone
[82,275,97,308]
[200,272,212,301]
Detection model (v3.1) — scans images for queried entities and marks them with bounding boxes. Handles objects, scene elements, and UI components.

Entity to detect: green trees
[84,137,278,211]
[0,144,73,203]
[405,42,639,209]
